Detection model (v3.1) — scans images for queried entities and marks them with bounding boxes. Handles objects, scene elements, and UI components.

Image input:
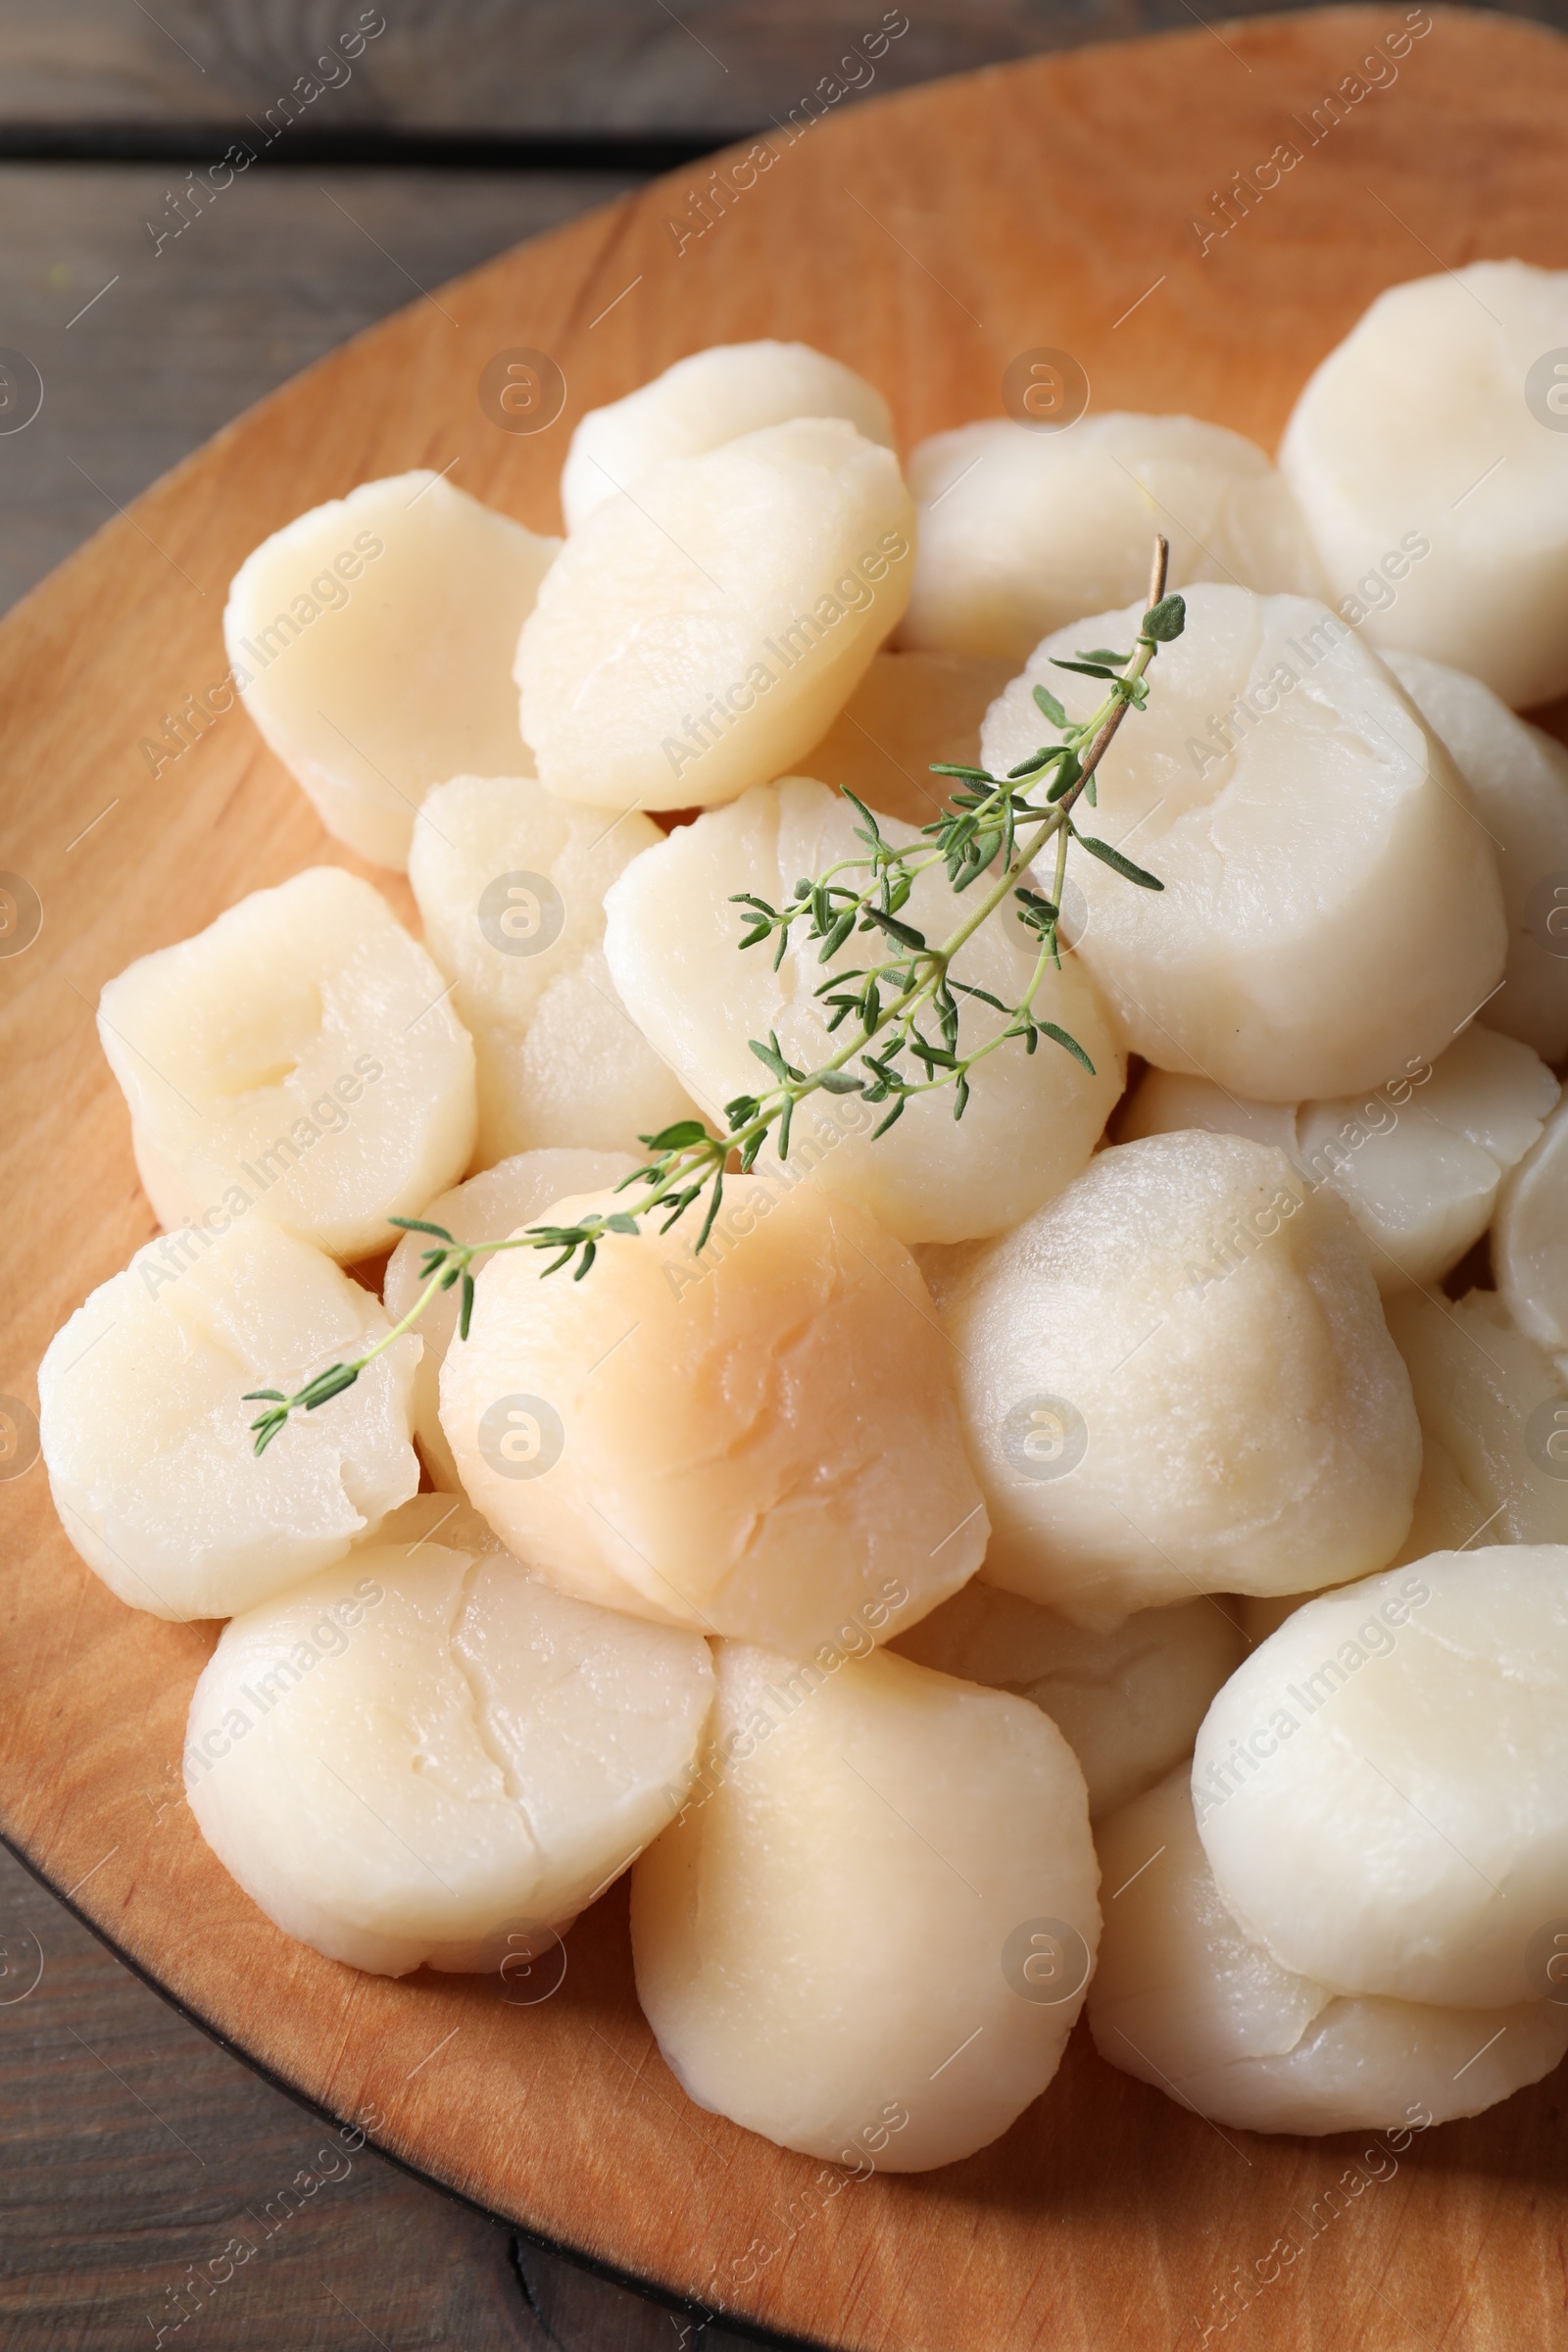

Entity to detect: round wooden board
[6,10,1568,2345]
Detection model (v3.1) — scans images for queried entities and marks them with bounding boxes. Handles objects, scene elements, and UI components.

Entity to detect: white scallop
[1115,1066,1298,1157]
[383,1146,635,1491]
[1119,1023,1556,1293]
[516,419,914,811]
[893,1581,1244,1818]
[1385,1289,1568,1544]
[561,341,894,530]
[1234,1417,1494,1653]
[439,1175,986,1649]
[1296,1026,1554,1291]
[630,1640,1100,2170]
[1495,1095,1568,1358]
[941,1131,1421,1624]
[186,1539,713,1976]
[39,1218,417,1620]
[224,473,558,868]
[1195,1550,1568,2008]
[100,867,476,1263]
[407,774,698,1165]
[1279,262,1568,709]
[1385,652,1568,1061]
[900,413,1323,664]
[602,776,1123,1244]
[980,582,1505,1101]
[1092,1767,1568,2132]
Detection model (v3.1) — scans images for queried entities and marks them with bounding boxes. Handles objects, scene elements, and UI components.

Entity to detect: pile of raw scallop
[40,259,1568,2173]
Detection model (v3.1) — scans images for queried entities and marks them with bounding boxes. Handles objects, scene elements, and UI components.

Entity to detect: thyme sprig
[246,539,1183,1453]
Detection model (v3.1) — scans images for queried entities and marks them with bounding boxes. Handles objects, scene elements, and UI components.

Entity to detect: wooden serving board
[5,12,1568,2346]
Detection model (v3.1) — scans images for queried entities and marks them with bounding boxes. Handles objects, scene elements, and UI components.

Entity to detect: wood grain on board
[4,12,1568,2348]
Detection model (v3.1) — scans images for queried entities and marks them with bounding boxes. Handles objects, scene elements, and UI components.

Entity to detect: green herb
[247,539,1183,1453]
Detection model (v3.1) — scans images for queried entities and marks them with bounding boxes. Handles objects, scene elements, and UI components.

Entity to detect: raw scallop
[1385,1289,1568,1545]
[224,473,558,867]
[39,1218,417,1620]
[901,414,1323,664]
[561,341,894,530]
[1119,1023,1556,1293]
[407,774,697,1164]
[383,1146,636,1491]
[1495,1094,1568,1360]
[1196,1550,1568,2008]
[516,419,914,811]
[602,776,1123,1244]
[630,1639,1100,2170]
[99,867,476,1262]
[980,583,1505,1101]
[440,1175,986,1648]
[941,1131,1421,1623]
[1091,1767,1568,2131]
[1386,651,1568,1062]
[186,1539,713,1975]
[1280,262,1568,709]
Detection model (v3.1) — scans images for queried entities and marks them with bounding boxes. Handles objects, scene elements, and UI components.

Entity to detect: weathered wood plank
[11,0,1545,134]
[0,165,639,617]
[0,1838,755,2350]
[4,0,1048,129]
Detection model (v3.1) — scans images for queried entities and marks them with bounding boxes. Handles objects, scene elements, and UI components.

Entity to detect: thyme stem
[246,539,1183,1451]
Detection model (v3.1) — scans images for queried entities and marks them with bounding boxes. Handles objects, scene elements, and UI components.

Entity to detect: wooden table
[4,5,1566,2347]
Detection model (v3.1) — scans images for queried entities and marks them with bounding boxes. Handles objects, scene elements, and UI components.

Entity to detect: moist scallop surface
[1195,1549,1568,2009]
[223,472,559,868]
[407,773,697,1165]
[631,1639,1101,2171]
[516,418,914,812]
[899,413,1323,664]
[382,1147,638,1493]
[941,1130,1422,1623]
[980,582,1505,1102]
[99,866,476,1262]
[560,340,895,531]
[186,1540,715,1977]
[1091,1766,1568,2132]
[39,1217,419,1621]
[440,1175,988,1650]
[1280,260,1568,709]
